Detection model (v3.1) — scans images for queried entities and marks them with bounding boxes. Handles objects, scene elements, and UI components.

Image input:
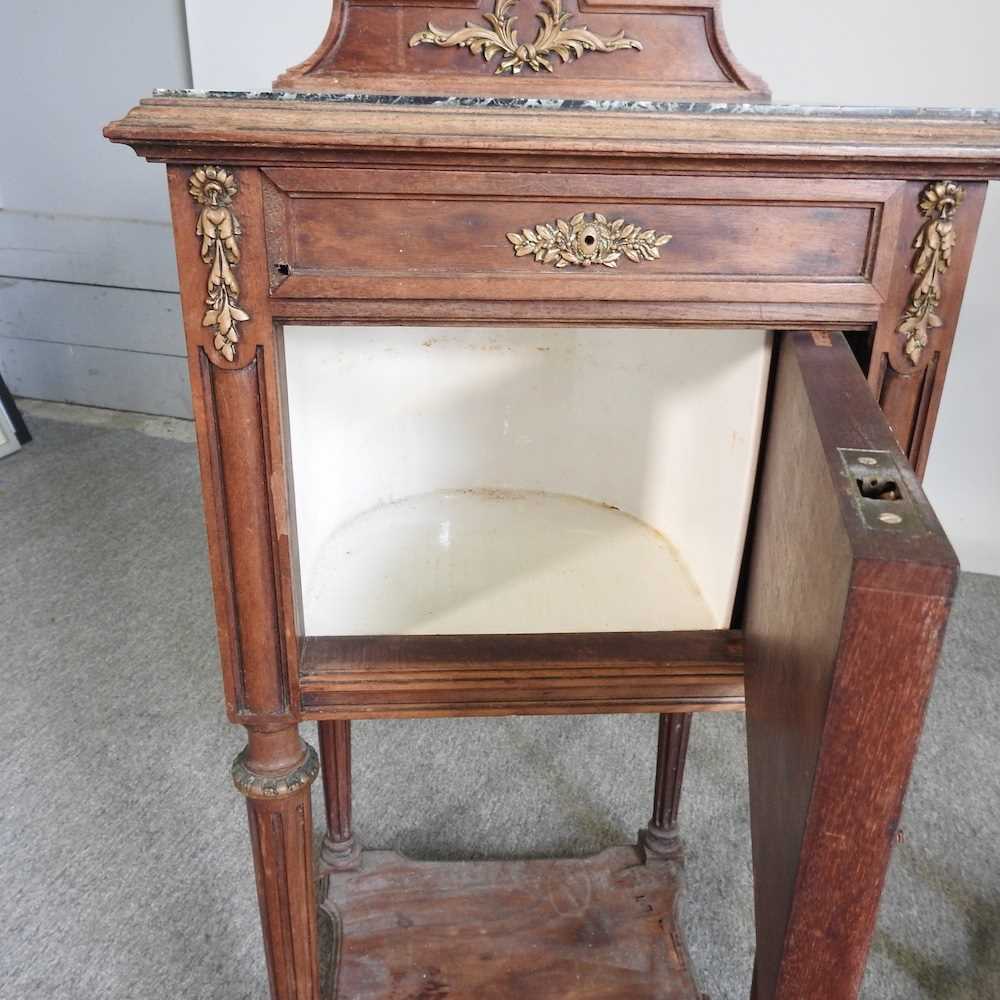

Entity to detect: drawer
[262,168,907,323]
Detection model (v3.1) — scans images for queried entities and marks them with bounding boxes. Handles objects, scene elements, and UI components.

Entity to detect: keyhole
[584,235,596,246]
[857,477,901,501]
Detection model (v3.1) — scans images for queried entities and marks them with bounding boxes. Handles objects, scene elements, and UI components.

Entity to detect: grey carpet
[1,410,997,1000]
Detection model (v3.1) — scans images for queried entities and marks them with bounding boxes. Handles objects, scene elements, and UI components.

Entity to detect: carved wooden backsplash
[274,0,771,102]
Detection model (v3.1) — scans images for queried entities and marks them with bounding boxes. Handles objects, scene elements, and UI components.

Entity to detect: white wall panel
[0,0,190,415]
[0,338,191,420]
[1,2,190,222]
[0,278,185,356]
[0,210,179,294]
[185,0,329,91]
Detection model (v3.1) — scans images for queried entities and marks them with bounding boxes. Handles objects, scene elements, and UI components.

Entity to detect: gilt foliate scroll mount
[507,213,671,268]
[409,0,642,75]
[897,181,966,367]
[189,166,249,363]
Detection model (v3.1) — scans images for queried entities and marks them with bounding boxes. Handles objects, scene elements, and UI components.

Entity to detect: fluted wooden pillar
[167,164,320,999]
[643,712,692,863]
[318,720,360,870]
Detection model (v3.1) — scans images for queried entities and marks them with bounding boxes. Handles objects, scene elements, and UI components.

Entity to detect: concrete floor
[1,401,998,999]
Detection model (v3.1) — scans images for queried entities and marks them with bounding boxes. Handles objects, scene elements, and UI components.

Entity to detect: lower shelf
[319,846,703,1000]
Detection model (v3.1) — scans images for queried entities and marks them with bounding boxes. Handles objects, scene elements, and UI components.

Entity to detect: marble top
[152,89,1000,122]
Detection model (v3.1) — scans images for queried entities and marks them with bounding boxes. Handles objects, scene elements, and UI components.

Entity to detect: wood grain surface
[868,181,988,474]
[744,332,958,1000]
[300,630,745,718]
[275,0,770,104]
[107,97,1000,178]
[320,847,702,999]
[248,791,323,1000]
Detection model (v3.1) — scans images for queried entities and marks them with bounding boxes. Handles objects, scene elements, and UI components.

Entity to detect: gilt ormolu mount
[104,1,1000,998]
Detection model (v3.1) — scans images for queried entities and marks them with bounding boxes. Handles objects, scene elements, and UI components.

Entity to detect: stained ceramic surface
[284,326,771,634]
[300,489,716,635]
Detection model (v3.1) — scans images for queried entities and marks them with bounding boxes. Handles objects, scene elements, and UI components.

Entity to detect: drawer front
[262,169,906,320]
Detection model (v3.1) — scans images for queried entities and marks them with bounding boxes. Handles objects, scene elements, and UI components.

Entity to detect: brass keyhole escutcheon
[575,223,604,261]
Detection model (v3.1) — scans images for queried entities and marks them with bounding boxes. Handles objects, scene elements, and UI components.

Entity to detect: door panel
[744,331,958,1000]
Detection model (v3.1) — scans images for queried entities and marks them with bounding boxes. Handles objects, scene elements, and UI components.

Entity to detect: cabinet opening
[283,326,772,637]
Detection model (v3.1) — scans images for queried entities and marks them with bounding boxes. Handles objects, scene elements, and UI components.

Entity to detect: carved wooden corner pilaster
[167,165,301,725]
[195,347,296,721]
[869,179,986,478]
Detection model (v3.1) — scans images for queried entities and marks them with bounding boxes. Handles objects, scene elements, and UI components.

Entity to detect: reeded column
[234,729,322,1000]
[318,720,360,870]
[643,712,692,863]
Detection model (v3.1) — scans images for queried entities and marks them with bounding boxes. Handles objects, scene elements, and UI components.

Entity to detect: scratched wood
[106,97,1000,178]
[300,630,745,718]
[321,848,702,999]
[744,333,958,999]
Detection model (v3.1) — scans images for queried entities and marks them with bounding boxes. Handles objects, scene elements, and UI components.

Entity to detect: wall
[0,0,192,417]
[1,1,996,572]
[721,2,1000,576]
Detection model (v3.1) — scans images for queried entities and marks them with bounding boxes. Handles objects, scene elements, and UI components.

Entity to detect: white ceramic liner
[284,327,771,635]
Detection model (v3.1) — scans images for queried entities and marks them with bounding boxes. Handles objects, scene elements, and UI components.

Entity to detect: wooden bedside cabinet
[104,2,1000,997]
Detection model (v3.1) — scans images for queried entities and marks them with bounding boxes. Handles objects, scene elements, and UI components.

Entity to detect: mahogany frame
[102,14,1000,994]
[146,153,967,998]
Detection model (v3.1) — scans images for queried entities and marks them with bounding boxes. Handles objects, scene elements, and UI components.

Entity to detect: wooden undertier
[299,630,745,718]
[319,848,702,1000]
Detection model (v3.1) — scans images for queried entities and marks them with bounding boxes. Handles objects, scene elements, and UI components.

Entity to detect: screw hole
[276,262,290,276]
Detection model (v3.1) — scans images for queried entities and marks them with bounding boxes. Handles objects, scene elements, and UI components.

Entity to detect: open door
[744,332,958,1000]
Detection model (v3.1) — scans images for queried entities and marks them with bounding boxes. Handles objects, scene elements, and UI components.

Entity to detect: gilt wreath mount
[507,212,672,268]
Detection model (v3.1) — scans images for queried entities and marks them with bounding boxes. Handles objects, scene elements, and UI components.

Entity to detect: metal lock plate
[839,448,924,534]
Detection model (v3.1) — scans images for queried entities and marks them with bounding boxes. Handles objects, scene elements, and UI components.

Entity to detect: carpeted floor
[1,404,997,1000]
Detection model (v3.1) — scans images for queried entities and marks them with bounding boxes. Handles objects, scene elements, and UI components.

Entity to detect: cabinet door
[744,332,958,1000]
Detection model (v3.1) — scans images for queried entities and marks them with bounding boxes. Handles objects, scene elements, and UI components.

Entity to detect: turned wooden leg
[318,720,360,870]
[233,727,322,1000]
[643,712,692,863]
